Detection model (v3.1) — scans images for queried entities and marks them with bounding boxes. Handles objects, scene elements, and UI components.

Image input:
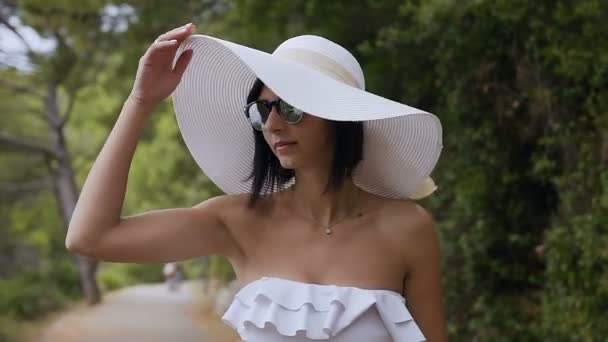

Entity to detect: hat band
[273,48,362,89]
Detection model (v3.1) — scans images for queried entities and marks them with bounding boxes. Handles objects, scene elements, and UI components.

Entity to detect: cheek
[300,122,333,152]
[315,121,333,146]
[262,131,270,144]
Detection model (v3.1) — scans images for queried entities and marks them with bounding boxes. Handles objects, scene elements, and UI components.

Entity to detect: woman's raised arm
[65,24,243,264]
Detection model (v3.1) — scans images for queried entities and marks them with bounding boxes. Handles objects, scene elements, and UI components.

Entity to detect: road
[37,280,216,342]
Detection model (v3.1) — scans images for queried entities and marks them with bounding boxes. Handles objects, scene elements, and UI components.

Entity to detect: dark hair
[245,78,364,207]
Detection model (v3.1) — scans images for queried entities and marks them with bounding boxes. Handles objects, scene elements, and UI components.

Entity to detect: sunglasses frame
[243,98,304,131]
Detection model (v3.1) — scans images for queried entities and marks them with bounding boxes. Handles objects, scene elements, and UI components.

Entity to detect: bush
[98,262,164,292]
[0,270,66,320]
[45,258,81,299]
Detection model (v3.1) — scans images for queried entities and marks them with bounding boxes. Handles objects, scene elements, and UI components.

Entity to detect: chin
[278,157,297,169]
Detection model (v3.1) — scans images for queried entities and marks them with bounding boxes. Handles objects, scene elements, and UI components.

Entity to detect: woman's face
[259,86,334,170]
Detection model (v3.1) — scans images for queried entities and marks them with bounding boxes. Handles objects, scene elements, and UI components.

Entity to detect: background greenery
[1,0,606,341]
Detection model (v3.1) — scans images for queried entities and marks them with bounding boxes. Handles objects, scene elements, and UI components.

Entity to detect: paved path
[37,280,214,342]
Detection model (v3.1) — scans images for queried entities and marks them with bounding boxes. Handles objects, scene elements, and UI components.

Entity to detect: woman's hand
[128,23,195,113]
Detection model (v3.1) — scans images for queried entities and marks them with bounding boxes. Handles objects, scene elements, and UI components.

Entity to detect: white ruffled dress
[221,276,426,341]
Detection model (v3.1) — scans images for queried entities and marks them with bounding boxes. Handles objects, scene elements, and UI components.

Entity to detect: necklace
[289,185,361,235]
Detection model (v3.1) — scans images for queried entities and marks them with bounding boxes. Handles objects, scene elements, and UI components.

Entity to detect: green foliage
[97,264,138,291]
[96,258,217,292]
[97,263,164,291]
[0,259,80,340]
[543,212,608,339]
[0,268,66,320]
[47,258,82,299]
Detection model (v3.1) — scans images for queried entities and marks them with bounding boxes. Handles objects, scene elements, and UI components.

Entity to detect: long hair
[245,78,364,207]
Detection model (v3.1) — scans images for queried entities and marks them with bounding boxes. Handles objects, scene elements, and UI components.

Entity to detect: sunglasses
[243,98,305,131]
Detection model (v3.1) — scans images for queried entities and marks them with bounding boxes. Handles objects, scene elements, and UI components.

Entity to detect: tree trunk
[45,85,102,305]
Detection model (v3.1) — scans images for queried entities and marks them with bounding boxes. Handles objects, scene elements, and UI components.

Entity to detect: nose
[263,106,286,132]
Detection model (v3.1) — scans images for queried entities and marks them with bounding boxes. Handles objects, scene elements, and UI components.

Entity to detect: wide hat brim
[172,35,443,199]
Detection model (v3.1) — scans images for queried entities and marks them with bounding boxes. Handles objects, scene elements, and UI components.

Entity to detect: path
[37,280,216,342]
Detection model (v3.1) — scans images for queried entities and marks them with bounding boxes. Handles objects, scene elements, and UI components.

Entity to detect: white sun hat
[171,34,443,199]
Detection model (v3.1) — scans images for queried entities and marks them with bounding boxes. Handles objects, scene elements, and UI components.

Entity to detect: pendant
[325,226,332,235]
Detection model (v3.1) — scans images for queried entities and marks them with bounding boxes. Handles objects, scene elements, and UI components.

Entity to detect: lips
[274,141,297,150]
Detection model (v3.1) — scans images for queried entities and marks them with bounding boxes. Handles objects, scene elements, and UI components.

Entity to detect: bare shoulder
[195,192,276,222]
[373,197,439,273]
[370,197,446,340]
[387,200,446,340]
[193,192,261,237]
[374,196,435,236]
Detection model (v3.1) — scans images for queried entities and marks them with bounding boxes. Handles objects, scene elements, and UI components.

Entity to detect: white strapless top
[221,276,426,341]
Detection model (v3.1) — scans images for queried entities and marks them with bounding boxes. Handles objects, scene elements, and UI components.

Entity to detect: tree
[0,0,220,305]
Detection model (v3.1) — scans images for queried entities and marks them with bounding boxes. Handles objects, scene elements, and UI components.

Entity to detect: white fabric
[171,34,443,199]
[272,48,361,88]
[273,35,365,89]
[408,176,438,200]
[221,276,426,341]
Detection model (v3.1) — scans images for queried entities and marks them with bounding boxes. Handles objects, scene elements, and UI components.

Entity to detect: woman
[66,23,447,341]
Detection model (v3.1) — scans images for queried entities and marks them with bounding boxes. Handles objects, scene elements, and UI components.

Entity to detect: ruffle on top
[221,276,426,341]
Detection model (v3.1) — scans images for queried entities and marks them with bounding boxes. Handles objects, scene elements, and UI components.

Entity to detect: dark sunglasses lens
[256,101,271,118]
[279,100,304,123]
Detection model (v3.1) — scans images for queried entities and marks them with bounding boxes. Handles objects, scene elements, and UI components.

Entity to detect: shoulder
[376,197,435,236]
[376,198,439,273]
[196,192,283,211]
[193,191,280,233]
[194,192,250,208]
[197,192,283,220]
[193,193,261,229]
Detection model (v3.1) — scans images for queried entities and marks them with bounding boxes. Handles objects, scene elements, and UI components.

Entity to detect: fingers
[155,23,195,43]
[153,39,180,49]
[173,49,193,77]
